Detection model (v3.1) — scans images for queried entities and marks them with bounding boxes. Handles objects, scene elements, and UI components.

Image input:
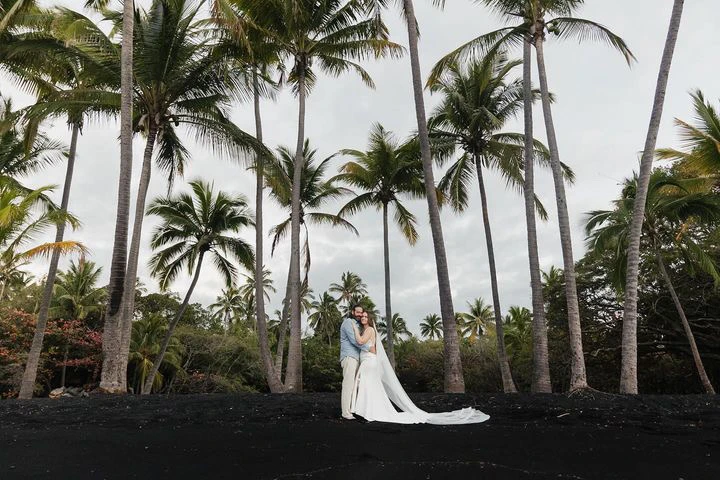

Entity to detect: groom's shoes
[341,414,355,420]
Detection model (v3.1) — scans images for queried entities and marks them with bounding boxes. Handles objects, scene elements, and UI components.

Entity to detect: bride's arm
[351,322,373,345]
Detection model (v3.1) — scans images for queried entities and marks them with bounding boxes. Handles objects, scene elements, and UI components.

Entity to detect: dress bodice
[360,334,376,361]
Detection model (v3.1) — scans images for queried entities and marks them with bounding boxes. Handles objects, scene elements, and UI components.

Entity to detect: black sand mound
[1,393,718,479]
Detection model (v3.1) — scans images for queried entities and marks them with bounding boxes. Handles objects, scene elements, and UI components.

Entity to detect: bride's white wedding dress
[350,329,489,425]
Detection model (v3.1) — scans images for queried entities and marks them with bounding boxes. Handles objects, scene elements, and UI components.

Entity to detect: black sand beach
[1,393,718,479]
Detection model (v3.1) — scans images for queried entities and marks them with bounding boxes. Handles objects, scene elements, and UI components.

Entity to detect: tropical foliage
[1,0,717,400]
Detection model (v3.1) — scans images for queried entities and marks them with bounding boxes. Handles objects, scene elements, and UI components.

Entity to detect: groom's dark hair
[350,304,363,314]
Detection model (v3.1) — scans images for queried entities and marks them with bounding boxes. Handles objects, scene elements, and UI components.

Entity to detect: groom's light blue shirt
[339,317,370,362]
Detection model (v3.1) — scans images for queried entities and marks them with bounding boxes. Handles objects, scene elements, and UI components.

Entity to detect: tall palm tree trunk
[141,251,205,394]
[381,202,395,367]
[523,38,551,393]
[19,122,80,399]
[252,70,284,393]
[655,252,715,394]
[100,0,134,394]
[284,68,306,392]
[403,0,464,393]
[475,156,516,393]
[275,261,292,375]
[621,0,684,394]
[534,34,588,391]
[116,124,159,392]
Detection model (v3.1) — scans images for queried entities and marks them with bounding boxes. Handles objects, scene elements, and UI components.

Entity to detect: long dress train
[351,330,489,425]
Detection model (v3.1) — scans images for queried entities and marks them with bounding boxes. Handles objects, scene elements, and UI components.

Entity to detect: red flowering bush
[0,309,103,398]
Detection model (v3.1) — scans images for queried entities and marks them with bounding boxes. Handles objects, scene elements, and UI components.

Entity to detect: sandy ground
[1,392,718,479]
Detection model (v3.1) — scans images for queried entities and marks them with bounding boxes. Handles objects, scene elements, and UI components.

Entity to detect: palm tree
[267,141,357,282]
[430,0,634,392]
[103,0,262,393]
[377,313,411,345]
[308,292,342,346]
[210,0,285,392]
[541,265,563,289]
[338,124,426,367]
[0,0,37,33]
[419,313,442,340]
[458,298,494,344]
[141,180,254,394]
[364,0,465,393]
[240,0,402,392]
[238,267,276,329]
[129,314,183,394]
[209,286,245,330]
[429,50,571,393]
[428,1,544,392]
[344,293,380,319]
[586,170,718,394]
[504,306,532,354]
[329,271,368,308]
[619,0,685,395]
[0,98,66,196]
[48,257,105,387]
[1,184,85,397]
[101,0,137,395]
[7,9,123,398]
[657,90,720,181]
[50,258,105,321]
[265,139,356,377]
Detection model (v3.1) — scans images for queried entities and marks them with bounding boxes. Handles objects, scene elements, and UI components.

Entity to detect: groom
[339,304,370,420]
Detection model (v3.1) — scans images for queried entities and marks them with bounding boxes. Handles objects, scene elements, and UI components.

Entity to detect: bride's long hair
[362,313,376,331]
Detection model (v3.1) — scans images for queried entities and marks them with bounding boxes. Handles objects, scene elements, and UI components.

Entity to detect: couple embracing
[339,304,490,425]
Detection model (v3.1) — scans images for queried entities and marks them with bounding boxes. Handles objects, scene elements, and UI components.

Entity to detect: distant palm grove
[2,0,718,399]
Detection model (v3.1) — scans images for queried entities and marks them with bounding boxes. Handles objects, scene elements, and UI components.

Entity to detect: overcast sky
[3,0,717,336]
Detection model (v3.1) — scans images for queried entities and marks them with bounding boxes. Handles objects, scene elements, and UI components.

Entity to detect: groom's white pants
[341,356,359,417]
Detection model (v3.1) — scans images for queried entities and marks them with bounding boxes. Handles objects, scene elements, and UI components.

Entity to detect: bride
[350,312,489,425]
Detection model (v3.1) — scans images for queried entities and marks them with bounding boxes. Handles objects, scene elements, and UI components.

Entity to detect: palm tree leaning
[240,0,402,392]
[364,0,465,393]
[619,0,685,394]
[265,140,357,375]
[141,180,254,394]
[338,124,426,367]
[431,0,634,391]
[586,170,718,394]
[420,313,442,340]
[429,49,573,393]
